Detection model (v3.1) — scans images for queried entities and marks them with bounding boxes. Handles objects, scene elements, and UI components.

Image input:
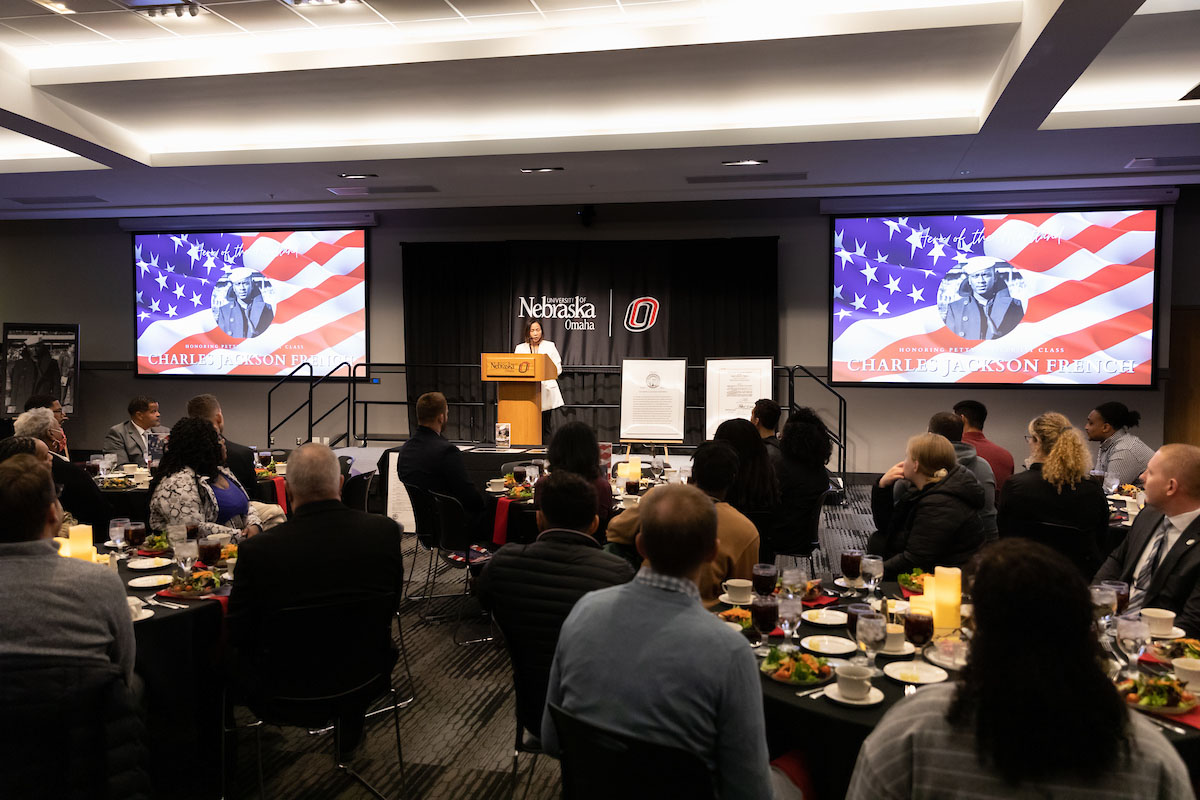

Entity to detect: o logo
[624,296,660,332]
[518,361,530,374]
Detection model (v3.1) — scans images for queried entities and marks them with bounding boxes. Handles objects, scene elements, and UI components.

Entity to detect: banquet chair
[403,482,464,617]
[341,471,375,512]
[1011,520,1100,580]
[222,593,407,800]
[429,489,495,645]
[501,459,538,476]
[0,656,151,800]
[773,489,832,575]
[546,703,715,800]
[491,616,545,800]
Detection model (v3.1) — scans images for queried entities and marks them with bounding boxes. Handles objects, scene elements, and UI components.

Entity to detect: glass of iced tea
[1102,580,1130,615]
[904,609,935,662]
[513,467,527,485]
[125,522,147,549]
[750,594,779,636]
[625,479,640,496]
[841,549,864,587]
[197,537,221,567]
[751,563,778,596]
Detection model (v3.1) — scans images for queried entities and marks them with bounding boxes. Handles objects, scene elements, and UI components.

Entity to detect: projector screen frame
[825,204,1164,390]
[128,225,372,381]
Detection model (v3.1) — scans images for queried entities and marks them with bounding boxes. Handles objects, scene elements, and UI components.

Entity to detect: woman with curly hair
[848,539,1190,798]
[149,416,262,540]
[870,432,985,579]
[997,411,1108,578]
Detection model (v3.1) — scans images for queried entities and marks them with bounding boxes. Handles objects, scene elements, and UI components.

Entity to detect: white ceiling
[0,0,1195,218]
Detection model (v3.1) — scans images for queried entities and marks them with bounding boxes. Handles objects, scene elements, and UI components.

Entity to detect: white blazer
[515,340,564,411]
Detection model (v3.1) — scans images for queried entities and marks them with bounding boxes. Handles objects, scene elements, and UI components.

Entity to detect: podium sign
[481,353,558,446]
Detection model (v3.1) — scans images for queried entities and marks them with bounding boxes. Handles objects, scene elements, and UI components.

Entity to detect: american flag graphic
[135,229,366,376]
[830,210,1156,385]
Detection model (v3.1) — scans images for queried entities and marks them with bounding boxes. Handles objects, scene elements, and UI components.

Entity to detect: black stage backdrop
[402,238,778,442]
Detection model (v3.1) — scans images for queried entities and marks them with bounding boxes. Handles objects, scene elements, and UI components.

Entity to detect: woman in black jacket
[997,411,1109,578]
[869,432,985,579]
[769,408,831,559]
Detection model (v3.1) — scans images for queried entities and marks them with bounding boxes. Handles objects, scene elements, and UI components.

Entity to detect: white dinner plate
[824,684,884,707]
[128,574,173,588]
[834,577,865,590]
[799,635,858,656]
[924,645,967,671]
[127,557,171,570]
[878,642,916,657]
[802,609,848,627]
[132,606,155,622]
[1153,626,1188,640]
[724,621,743,633]
[883,661,948,684]
[718,593,752,606]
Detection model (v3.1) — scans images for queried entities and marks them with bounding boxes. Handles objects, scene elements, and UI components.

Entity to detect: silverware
[144,594,185,610]
[794,686,826,698]
[808,690,826,700]
[904,684,916,697]
[1140,713,1187,736]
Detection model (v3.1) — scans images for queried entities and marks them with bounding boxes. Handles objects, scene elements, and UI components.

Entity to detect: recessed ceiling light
[520,167,564,174]
[337,173,377,179]
[721,159,767,167]
[35,0,75,13]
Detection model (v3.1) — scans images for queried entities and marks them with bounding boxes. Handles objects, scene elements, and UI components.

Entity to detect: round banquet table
[117,554,228,800]
[718,581,1200,799]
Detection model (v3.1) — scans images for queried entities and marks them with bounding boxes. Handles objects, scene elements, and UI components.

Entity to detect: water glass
[778,598,803,642]
[781,567,808,598]
[1090,585,1119,634]
[651,456,664,482]
[166,524,187,549]
[1115,614,1151,679]
[1102,580,1131,615]
[108,517,131,559]
[174,540,198,576]
[861,555,884,596]
[526,464,540,484]
[856,612,887,676]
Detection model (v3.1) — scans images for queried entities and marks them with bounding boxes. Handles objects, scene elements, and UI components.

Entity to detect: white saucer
[1152,626,1188,640]
[127,557,171,570]
[128,574,172,588]
[132,607,155,622]
[802,609,848,627]
[222,572,234,582]
[824,684,884,707]
[835,577,865,590]
[103,539,121,548]
[719,593,752,606]
[883,660,948,684]
[799,635,858,656]
[485,487,508,494]
[878,642,916,656]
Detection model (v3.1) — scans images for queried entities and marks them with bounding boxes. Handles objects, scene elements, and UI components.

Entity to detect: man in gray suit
[103,395,169,466]
[1095,444,1200,637]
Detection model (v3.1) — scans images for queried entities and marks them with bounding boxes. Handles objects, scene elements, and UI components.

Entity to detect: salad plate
[824,684,884,707]
[883,661,948,684]
[799,635,858,656]
[801,609,848,627]
[127,557,171,570]
[759,646,833,686]
[1118,676,1198,715]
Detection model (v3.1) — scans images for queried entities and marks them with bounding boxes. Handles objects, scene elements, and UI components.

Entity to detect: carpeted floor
[224,485,877,800]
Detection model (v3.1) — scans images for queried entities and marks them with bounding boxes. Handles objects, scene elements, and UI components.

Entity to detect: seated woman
[149,417,262,541]
[534,421,615,538]
[714,418,780,555]
[768,408,832,561]
[869,433,984,579]
[847,539,1190,798]
[997,411,1109,579]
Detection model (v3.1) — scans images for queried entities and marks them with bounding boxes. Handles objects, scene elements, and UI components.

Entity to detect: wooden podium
[481,353,559,446]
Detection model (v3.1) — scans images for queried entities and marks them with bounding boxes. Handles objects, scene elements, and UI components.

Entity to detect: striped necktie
[1128,517,1171,612]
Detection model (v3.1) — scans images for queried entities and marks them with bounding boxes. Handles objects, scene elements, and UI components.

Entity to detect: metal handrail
[787,364,849,483]
[266,361,314,447]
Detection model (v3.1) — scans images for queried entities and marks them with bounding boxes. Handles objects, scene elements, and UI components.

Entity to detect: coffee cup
[225,556,238,577]
[722,578,753,604]
[1174,657,1200,687]
[884,622,905,652]
[836,664,873,700]
[121,464,138,474]
[488,478,506,491]
[1141,608,1176,636]
[126,596,144,620]
[275,462,287,476]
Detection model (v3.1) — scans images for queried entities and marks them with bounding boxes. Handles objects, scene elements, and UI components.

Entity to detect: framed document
[620,358,686,442]
[704,357,774,440]
[3,322,80,418]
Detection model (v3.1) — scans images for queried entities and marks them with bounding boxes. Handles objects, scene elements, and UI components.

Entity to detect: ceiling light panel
[204,1,311,31]
[448,0,540,15]
[359,0,457,20]
[291,2,385,25]
[3,14,107,42]
[69,10,176,38]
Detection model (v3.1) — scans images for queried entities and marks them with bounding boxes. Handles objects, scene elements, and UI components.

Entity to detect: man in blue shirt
[543,483,800,799]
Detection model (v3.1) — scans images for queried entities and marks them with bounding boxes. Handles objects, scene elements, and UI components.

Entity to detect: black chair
[0,656,151,800]
[342,471,374,512]
[500,460,538,477]
[772,489,831,574]
[491,617,544,800]
[546,703,715,800]
[403,482,464,617]
[223,593,407,800]
[428,490,495,645]
[1010,520,1100,580]
[337,455,354,479]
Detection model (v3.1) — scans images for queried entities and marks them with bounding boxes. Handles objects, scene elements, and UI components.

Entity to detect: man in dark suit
[477,471,633,747]
[1095,444,1200,636]
[215,268,274,339]
[103,396,169,466]
[389,391,483,515]
[944,257,1024,341]
[14,407,111,540]
[186,393,259,495]
[228,443,403,758]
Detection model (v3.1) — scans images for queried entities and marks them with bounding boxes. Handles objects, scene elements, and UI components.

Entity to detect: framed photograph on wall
[3,322,80,417]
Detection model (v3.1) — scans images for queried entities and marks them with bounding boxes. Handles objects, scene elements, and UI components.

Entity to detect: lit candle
[53,536,71,558]
[923,574,938,608]
[68,525,93,560]
[628,457,641,479]
[934,566,961,633]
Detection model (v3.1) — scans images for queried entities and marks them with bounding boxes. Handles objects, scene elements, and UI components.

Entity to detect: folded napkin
[493,497,512,545]
[271,477,288,514]
[1144,704,1200,731]
[1140,652,1169,666]
[156,587,230,613]
[801,595,838,609]
[901,587,922,599]
[137,548,168,557]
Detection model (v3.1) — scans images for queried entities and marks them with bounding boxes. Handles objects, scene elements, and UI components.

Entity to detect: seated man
[104,396,169,466]
[389,391,483,515]
[751,398,783,467]
[606,441,758,604]
[14,408,111,538]
[187,393,258,495]
[1094,443,1200,635]
[228,444,403,757]
[478,471,634,744]
[23,394,69,460]
[953,399,1014,496]
[542,483,799,800]
[0,454,135,685]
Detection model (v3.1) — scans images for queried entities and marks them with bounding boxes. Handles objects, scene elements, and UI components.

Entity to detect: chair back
[429,490,475,554]
[1017,520,1099,579]
[337,455,354,478]
[501,460,537,476]
[547,703,716,800]
[492,616,550,740]
[246,593,398,725]
[404,483,439,549]
[0,656,151,800]
[342,471,374,512]
[773,489,831,557]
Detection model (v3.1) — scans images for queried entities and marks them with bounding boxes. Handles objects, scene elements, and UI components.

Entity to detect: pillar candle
[68,525,92,558]
[53,536,71,558]
[922,574,938,608]
[934,566,962,632]
[935,566,962,601]
[628,457,641,479]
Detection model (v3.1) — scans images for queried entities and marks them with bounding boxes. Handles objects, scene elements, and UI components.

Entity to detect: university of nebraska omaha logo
[624,296,660,332]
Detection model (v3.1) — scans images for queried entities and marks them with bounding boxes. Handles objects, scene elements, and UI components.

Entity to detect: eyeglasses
[1024,435,1037,443]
